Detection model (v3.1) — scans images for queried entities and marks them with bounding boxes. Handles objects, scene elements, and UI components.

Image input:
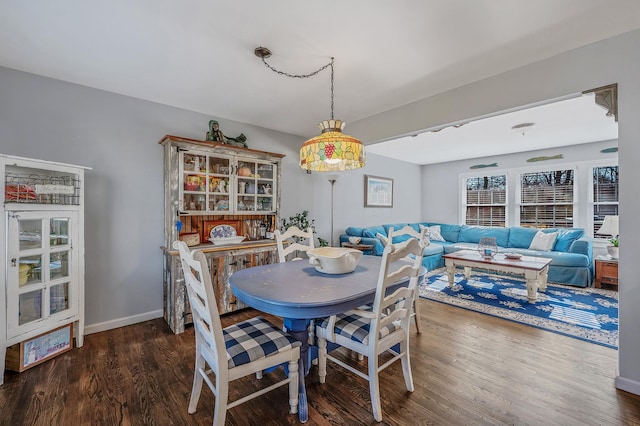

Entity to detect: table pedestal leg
[283,318,310,423]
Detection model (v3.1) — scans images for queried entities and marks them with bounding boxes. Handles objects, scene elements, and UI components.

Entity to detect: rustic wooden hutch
[159,135,284,334]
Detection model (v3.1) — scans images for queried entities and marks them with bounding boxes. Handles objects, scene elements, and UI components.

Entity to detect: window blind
[593,165,619,236]
[520,170,574,228]
[465,175,506,226]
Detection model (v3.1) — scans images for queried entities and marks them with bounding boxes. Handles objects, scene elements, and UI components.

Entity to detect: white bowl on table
[307,247,363,274]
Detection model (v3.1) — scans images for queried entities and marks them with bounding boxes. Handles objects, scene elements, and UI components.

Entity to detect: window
[593,165,619,237]
[465,175,506,226]
[520,169,574,228]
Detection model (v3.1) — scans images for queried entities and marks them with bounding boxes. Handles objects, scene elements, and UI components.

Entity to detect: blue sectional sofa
[340,222,593,287]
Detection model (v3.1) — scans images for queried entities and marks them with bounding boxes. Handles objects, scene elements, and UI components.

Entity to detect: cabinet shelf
[4,171,81,205]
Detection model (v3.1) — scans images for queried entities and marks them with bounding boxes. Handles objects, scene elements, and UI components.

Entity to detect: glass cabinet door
[235,160,276,213]
[6,211,79,338]
[180,151,232,214]
[179,150,277,215]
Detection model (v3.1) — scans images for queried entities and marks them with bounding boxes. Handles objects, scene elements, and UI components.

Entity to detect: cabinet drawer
[600,263,618,278]
[595,260,618,288]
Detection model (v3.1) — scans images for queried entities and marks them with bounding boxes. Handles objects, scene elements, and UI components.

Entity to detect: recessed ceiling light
[512,122,536,136]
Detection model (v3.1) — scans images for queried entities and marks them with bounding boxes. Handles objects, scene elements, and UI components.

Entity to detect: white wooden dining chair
[173,241,301,425]
[315,239,424,422]
[274,226,318,359]
[274,226,315,262]
[387,225,428,333]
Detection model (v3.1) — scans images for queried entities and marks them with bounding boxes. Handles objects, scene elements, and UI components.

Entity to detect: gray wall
[0,65,420,331]
[350,29,640,395]
[305,153,423,246]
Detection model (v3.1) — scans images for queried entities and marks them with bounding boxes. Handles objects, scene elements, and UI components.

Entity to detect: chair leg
[309,320,319,365]
[400,338,414,392]
[288,358,300,414]
[317,337,327,384]
[368,354,383,422]
[213,374,228,426]
[413,295,422,333]
[188,355,205,414]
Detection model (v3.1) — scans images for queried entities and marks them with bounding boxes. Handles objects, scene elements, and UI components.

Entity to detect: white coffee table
[442,249,552,303]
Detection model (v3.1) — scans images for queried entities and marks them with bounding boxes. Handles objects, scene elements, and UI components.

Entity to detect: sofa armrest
[361,237,384,256]
[568,237,591,256]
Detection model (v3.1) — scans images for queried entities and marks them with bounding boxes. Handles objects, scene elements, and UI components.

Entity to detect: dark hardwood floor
[2,299,640,426]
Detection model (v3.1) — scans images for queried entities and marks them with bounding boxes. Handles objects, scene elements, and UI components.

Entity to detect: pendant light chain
[259,56,335,120]
[255,46,365,172]
[330,58,334,120]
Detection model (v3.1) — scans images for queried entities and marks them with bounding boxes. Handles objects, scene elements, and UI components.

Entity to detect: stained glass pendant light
[255,47,366,172]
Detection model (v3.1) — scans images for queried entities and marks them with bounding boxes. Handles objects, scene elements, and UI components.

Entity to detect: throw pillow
[375,232,389,247]
[529,231,558,251]
[420,225,445,242]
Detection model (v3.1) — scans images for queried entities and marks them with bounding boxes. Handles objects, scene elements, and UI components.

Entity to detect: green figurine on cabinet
[206,120,248,148]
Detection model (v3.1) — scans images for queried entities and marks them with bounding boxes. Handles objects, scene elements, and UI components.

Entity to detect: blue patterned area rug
[419,269,618,349]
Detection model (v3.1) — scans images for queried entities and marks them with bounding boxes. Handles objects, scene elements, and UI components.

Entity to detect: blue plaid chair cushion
[224,316,302,368]
[319,313,399,345]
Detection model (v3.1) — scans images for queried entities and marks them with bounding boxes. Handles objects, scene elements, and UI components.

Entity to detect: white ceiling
[0,1,635,163]
[368,93,619,165]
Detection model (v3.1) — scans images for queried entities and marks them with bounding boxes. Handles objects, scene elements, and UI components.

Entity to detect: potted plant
[281,210,328,247]
[608,236,619,259]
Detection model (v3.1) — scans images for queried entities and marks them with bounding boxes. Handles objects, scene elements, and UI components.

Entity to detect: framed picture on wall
[364,175,393,207]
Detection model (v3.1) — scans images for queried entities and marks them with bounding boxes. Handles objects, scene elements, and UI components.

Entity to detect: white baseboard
[615,375,640,396]
[84,309,164,335]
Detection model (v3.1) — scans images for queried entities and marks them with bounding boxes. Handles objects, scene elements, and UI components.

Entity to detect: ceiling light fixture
[255,47,366,172]
[511,122,536,136]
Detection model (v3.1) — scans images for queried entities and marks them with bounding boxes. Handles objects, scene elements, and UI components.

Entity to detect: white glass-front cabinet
[1,154,89,384]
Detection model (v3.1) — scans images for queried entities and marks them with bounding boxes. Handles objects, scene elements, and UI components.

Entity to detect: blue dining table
[228,255,426,423]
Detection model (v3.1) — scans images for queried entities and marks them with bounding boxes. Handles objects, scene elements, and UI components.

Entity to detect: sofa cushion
[506,249,591,268]
[422,243,444,257]
[376,233,389,247]
[420,223,461,242]
[362,225,386,239]
[419,224,446,242]
[391,234,415,244]
[529,231,558,251]
[458,225,510,247]
[382,223,410,236]
[553,228,585,252]
[345,227,365,237]
[508,227,539,248]
[386,225,420,244]
[444,243,479,253]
